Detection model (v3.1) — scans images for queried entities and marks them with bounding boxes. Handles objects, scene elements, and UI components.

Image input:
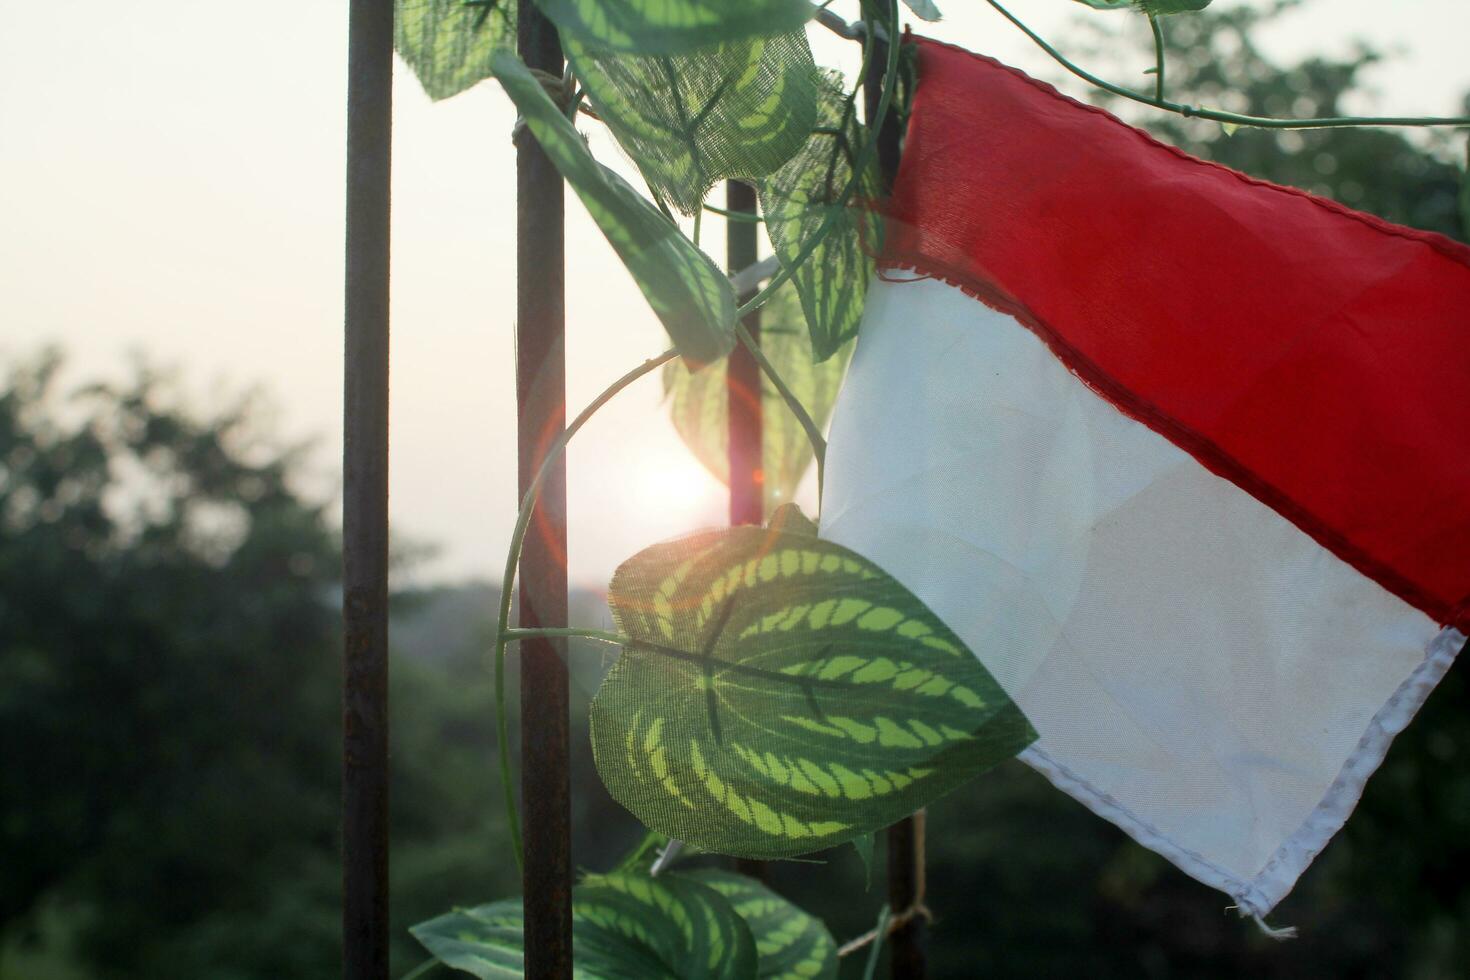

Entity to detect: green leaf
[410,898,527,978]
[491,51,736,366]
[591,525,1036,859]
[535,0,818,55]
[662,286,850,517]
[900,0,942,22]
[1072,0,1211,14]
[767,502,818,538]
[395,0,516,101]
[850,832,875,888]
[759,73,882,363]
[411,872,758,979]
[566,31,819,216]
[674,870,839,980]
[573,873,758,979]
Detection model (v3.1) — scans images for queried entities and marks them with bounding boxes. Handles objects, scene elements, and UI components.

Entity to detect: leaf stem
[735,0,902,320]
[503,626,628,647]
[703,202,764,222]
[861,905,893,979]
[614,828,666,872]
[986,0,1470,130]
[1148,13,1165,104]
[398,959,442,980]
[735,321,827,500]
[493,349,679,873]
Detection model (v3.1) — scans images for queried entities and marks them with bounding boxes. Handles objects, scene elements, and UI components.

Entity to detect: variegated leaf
[674,870,838,980]
[759,72,881,363]
[567,31,819,216]
[491,51,736,366]
[662,286,850,517]
[410,898,526,979]
[535,0,818,55]
[592,520,1036,859]
[411,873,758,979]
[395,0,516,101]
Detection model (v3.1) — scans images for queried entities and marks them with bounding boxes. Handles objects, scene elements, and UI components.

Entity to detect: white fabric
[820,276,1459,915]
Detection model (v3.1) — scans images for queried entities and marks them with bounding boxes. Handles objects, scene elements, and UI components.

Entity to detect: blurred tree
[0,352,344,976]
[0,356,535,978]
[1084,0,1466,238]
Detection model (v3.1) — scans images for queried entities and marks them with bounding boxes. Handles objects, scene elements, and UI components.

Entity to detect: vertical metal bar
[863,28,925,980]
[516,6,573,978]
[728,182,766,885]
[342,1,393,977]
[885,812,927,980]
[727,179,764,529]
[863,29,902,193]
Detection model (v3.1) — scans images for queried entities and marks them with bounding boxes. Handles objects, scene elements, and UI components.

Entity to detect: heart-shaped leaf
[535,0,818,55]
[395,0,516,101]
[492,51,736,366]
[674,870,838,980]
[759,72,882,363]
[566,30,819,217]
[409,898,526,978]
[592,519,1036,859]
[411,872,758,979]
[662,286,851,518]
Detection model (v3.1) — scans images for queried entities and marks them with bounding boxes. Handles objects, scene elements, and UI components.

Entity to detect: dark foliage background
[2,3,1466,976]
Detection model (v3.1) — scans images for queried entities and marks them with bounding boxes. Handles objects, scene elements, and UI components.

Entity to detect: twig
[736,322,827,499]
[492,350,679,872]
[986,0,1470,130]
[1148,13,1165,103]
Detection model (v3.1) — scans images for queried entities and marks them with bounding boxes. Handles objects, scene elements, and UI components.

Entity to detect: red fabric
[882,39,1470,630]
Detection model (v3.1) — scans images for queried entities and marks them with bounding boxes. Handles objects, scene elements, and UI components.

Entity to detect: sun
[626,450,726,525]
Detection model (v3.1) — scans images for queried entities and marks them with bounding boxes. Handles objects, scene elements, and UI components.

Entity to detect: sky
[3,0,1468,590]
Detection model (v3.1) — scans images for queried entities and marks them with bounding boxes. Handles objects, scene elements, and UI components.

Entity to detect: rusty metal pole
[726,179,764,533]
[863,26,925,980]
[341,0,393,977]
[516,5,573,978]
[727,179,767,884]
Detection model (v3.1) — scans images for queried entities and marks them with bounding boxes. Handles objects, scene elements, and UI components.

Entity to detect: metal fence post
[863,28,926,980]
[516,5,574,978]
[727,179,764,532]
[726,178,768,885]
[342,1,393,977]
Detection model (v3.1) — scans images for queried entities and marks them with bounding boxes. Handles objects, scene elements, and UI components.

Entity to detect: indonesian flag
[820,39,1470,920]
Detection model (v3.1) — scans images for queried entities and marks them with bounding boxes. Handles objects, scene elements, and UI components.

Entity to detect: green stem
[704,202,764,222]
[735,321,827,501]
[734,0,902,320]
[493,349,679,873]
[399,959,442,980]
[1148,13,1165,104]
[860,905,893,980]
[503,626,628,648]
[614,829,666,872]
[986,0,1470,130]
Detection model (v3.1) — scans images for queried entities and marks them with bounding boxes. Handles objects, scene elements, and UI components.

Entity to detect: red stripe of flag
[883,39,1470,629]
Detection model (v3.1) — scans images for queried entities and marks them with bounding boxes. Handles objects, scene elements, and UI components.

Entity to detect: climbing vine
[392,1,1470,975]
